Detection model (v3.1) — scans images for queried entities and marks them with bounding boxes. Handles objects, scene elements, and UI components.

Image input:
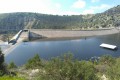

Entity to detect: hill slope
[0,5,120,30]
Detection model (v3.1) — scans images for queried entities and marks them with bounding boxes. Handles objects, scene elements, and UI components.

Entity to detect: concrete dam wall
[30,29,119,39]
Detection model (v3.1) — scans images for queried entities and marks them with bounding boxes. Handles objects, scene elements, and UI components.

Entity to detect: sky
[0,0,119,15]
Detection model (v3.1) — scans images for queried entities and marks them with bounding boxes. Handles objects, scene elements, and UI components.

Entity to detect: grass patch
[0,76,25,80]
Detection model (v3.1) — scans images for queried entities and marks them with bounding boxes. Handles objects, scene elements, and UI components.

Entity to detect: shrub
[107,58,120,80]
[99,55,115,66]
[25,54,42,69]
[8,62,17,69]
[38,53,98,80]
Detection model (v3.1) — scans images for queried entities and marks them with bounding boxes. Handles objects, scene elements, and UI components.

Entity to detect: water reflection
[5,33,120,66]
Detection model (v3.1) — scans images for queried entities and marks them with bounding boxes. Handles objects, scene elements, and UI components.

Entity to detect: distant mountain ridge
[0,5,120,30]
[104,5,120,14]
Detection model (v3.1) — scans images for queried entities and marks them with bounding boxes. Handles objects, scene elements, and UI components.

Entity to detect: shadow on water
[100,47,118,51]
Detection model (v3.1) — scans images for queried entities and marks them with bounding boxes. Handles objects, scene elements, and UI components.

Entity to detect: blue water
[5,33,120,66]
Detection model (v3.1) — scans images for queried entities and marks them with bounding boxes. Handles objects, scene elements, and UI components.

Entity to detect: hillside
[0,5,120,30]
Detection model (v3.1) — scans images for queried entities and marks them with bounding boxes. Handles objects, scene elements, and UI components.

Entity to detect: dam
[30,29,119,38]
[8,28,119,44]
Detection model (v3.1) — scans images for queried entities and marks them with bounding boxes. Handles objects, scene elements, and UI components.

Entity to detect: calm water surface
[5,33,120,66]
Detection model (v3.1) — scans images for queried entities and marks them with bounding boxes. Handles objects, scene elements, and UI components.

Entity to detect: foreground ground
[1,53,120,80]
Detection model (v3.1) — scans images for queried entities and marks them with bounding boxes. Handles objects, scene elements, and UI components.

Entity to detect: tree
[8,62,17,69]
[25,54,42,69]
[99,55,115,66]
[107,58,120,80]
[0,48,4,65]
[40,53,98,80]
[0,48,5,76]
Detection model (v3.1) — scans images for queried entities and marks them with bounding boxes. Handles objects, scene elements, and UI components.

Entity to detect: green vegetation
[26,53,98,80]
[0,76,25,80]
[1,47,120,80]
[22,53,120,80]
[0,48,25,79]
[0,5,120,31]
[25,54,42,69]
[107,58,120,80]
[0,48,5,76]
[8,61,17,69]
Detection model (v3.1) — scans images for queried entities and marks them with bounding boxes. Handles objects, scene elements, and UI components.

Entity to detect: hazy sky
[0,0,119,15]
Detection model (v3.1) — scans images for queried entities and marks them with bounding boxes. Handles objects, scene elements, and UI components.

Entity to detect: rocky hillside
[0,5,120,30]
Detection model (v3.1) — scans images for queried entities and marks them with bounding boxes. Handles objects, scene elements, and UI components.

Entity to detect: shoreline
[31,28,120,41]
[1,28,120,55]
[2,43,20,56]
[0,28,119,42]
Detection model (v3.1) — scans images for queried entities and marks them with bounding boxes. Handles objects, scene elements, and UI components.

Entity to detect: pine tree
[0,48,5,76]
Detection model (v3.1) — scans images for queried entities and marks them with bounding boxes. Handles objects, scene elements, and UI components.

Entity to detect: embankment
[30,28,119,39]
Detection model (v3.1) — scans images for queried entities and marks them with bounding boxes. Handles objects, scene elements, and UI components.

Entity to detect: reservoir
[4,33,120,66]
